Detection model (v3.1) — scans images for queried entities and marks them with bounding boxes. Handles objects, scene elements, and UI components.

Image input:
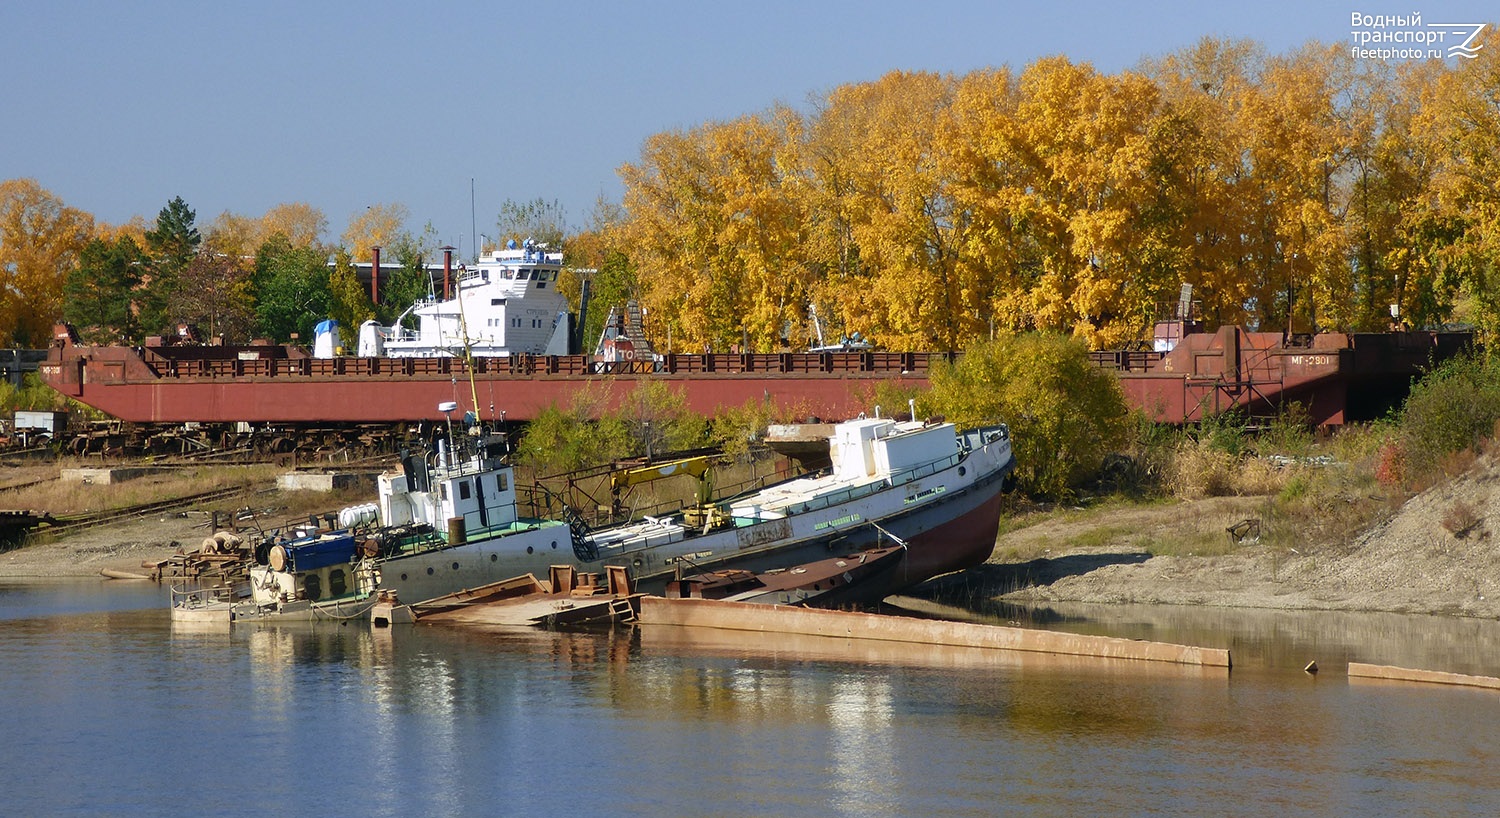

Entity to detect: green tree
[619,380,709,458]
[63,235,145,343]
[176,252,256,341]
[578,249,638,352]
[708,398,775,458]
[378,227,437,324]
[252,234,332,342]
[327,247,374,347]
[140,196,201,335]
[557,199,639,354]
[921,333,1130,499]
[515,388,633,474]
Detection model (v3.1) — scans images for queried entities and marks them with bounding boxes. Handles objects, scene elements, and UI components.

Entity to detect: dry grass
[2,462,297,516]
[1164,444,1298,500]
[989,493,1273,563]
[994,423,1407,566]
[1441,448,1480,479]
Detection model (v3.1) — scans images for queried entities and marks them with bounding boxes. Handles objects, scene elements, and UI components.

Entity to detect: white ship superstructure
[359,239,572,358]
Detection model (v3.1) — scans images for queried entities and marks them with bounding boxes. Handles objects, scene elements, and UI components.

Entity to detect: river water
[3,579,1499,817]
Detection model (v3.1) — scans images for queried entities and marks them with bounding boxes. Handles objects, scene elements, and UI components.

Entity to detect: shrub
[708,399,774,458]
[1397,351,1500,477]
[1441,499,1483,538]
[1197,410,1250,458]
[1374,439,1407,488]
[1278,474,1309,503]
[922,333,1130,500]
[0,373,71,415]
[1259,402,1315,456]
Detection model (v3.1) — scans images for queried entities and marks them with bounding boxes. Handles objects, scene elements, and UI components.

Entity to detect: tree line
[6,34,1498,353]
[600,34,1500,351]
[0,182,570,348]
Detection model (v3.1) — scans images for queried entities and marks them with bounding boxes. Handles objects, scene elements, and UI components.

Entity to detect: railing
[146,350,951,381]
[1090,349,1162,372]
[171,582,245,609]
[721,448,966,520]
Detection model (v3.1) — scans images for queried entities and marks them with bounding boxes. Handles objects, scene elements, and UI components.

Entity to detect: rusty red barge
[40,322,1468,437]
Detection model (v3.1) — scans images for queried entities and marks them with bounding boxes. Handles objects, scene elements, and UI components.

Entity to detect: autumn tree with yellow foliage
[615,32,1500,349]
[620,106,814,352]
[0,179,94,346]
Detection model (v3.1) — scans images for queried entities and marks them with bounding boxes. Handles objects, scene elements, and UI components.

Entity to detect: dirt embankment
[923,452,1500,618]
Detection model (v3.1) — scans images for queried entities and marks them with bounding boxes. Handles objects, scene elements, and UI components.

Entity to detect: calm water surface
[3,579,1499,817]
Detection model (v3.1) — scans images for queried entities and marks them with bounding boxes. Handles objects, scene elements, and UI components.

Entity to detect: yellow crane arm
[610,455,715,493]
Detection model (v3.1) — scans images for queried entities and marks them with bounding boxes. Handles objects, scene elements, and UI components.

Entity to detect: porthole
[490,554,498,562]
[551,540,558,550]
[958,466,966,476]
[302,574,322,601]
[426,567,435,575]
[400,573,408,581]
[452,562,460,570]
[328,569,347,597]
[526,546,534,554]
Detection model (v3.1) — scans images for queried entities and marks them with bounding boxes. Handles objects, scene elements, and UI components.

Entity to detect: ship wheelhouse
[367,239,572,359]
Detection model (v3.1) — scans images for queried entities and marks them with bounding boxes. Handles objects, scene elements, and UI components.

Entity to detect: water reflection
[827,675,895,816]
[892,595,1500,677]
[7,583,1500,817]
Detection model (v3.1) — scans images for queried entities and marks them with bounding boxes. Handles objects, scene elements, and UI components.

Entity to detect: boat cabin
[359,239,572,358]
[378,433,520,540]
[829,418,960,481]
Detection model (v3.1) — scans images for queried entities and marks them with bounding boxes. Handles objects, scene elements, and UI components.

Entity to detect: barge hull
[42,324,1470,426]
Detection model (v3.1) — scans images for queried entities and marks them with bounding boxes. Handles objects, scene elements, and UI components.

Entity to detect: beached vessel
[170,411,1015,622]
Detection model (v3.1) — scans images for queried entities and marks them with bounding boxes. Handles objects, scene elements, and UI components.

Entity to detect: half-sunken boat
[171,411,1014,622]
[663,544,907,607]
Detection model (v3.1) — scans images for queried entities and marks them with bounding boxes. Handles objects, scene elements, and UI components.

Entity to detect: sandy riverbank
[0,512,212,580]
[916,450,1500,618]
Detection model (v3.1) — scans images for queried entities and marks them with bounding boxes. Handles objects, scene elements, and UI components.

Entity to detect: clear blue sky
[2,1,1493,255]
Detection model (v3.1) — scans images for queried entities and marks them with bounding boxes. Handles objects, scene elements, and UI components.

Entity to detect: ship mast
[455,288,483,422]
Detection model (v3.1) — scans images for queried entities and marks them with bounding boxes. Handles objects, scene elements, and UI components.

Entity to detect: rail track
[35,485,270,539]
